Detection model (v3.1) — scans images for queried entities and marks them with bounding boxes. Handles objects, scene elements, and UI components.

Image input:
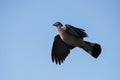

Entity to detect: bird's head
[52,22,63,28]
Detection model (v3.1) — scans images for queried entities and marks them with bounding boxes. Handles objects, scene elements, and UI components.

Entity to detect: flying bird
[52,22,101,65]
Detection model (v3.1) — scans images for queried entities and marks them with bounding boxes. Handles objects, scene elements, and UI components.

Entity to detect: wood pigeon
[52,22,101,65]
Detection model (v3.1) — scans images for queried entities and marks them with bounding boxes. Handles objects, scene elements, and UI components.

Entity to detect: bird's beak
[52,24,55,26]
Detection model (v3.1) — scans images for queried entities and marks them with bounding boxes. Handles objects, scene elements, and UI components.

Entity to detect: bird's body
[58,26,91,49]
[58,27,79,46]
[52,22,101,65]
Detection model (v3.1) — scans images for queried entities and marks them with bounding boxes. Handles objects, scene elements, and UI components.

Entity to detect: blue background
[0,0,120,80]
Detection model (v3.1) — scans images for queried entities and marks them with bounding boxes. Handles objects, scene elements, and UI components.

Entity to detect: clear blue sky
[0,0,120,80]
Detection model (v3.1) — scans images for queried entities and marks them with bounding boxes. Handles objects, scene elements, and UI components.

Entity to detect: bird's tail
[79,41,101,58]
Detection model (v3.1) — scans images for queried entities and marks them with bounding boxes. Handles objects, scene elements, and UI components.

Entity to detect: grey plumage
[52,22,101,65]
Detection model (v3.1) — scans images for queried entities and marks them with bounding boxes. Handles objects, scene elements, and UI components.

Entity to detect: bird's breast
[58,28,65,39]
[58,28,81,46]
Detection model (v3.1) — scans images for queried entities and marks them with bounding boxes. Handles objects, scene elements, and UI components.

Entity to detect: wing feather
[65,24,88,39]
[52,35,75,65]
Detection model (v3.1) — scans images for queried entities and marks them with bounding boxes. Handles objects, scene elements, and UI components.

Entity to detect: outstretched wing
[52,35,75,65]
[65,24,88,39]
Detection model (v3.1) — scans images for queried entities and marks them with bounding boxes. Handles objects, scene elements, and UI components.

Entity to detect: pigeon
[52,22,101,65]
